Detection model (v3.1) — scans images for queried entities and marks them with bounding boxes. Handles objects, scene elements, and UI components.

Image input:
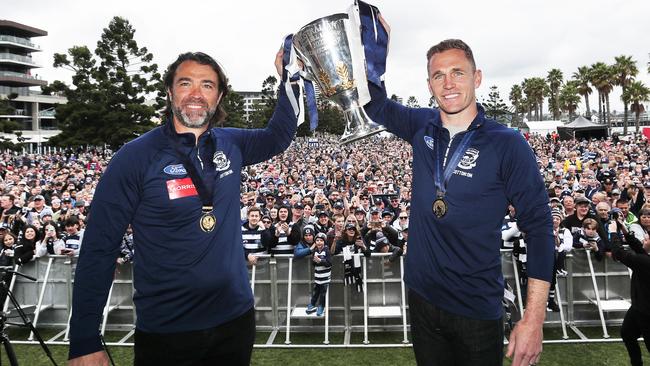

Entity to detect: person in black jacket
[0,232,17,306]
[609,217,650,366]
[334,223,370,293]
[14,225,37,266]
[0,232,16,267]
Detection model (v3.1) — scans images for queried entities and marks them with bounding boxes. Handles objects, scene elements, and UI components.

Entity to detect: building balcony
[0,52,39,67]
[0,71,46,87]
[0,35,41,52]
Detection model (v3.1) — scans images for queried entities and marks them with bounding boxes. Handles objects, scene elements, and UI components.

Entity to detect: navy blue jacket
[69,87,298,359]
[364,84,554,320]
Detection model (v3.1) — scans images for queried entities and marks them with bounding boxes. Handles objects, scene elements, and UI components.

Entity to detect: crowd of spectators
[0,151,109,269]
[0,131,649,298]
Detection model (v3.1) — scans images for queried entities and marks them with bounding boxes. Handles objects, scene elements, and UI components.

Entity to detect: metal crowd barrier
[3,249,639,347]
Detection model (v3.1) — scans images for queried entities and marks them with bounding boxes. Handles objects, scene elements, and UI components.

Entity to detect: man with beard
[68,51,299,365]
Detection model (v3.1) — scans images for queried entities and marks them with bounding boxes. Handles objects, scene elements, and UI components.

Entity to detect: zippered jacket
[364,83,554,320]
[68,86,298,359]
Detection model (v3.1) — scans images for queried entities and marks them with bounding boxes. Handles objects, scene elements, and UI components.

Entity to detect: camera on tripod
[0,266,58,366]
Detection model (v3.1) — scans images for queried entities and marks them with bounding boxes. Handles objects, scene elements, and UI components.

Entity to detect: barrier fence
[2,249,638,347]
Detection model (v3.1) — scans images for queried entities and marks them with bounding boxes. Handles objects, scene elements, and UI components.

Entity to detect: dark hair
[163,52,229,124]
[615,197,629,206]
[64,216,80,227]
[426,39,476,74]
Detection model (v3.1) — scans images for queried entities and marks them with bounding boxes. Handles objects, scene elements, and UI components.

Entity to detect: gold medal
[432,198,448,218]
[200,206,216,232]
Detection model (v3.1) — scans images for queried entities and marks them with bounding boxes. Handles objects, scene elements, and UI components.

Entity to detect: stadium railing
[2,249,636,347]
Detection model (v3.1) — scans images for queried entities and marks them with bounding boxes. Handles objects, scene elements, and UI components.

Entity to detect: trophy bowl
[293,13,385,144]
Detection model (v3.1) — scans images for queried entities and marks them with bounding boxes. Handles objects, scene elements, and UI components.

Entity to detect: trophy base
[340,105,386,145]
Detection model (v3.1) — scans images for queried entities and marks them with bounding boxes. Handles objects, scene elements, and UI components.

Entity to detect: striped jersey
[313,246,332,285]
[241,222,267,256]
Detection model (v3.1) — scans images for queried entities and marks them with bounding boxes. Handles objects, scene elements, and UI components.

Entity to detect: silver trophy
[293,13,385,144]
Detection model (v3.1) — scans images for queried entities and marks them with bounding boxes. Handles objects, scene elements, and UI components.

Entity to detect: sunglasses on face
[262,220,271,224]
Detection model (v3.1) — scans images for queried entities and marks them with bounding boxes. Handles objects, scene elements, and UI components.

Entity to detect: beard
[172,98,218,129]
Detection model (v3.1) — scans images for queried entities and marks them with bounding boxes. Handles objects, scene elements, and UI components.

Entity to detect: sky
[5,0,650,115]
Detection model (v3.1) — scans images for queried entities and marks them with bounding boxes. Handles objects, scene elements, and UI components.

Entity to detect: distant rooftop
[0,20,47,38]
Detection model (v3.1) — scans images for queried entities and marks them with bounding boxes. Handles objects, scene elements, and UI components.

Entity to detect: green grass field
[1,328,647,365]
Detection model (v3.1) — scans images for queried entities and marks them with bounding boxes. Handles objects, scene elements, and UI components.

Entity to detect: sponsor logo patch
[166,177,197,200]
[424,136,434,150]
[163,164,187,176]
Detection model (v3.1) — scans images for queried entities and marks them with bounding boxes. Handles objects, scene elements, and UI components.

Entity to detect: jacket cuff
[68,335,103,360]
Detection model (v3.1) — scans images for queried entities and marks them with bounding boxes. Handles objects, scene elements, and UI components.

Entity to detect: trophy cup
[292,13,385,144]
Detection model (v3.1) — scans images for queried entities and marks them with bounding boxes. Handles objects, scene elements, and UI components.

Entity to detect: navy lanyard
[167,123,215,207]
[434,129,476,198]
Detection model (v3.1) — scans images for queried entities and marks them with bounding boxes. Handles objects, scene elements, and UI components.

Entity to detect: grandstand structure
[3,248,638,348]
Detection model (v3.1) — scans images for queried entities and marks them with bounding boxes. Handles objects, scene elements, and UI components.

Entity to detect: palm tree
[622,81,650,133]
[532,77,548,120]
[613,55,639,135]
[547,68,563,120]
[590,62,615,129]
[572,66,592,119]
[509,84,524,123]
[559,81,581,122]
[522,79,536,120]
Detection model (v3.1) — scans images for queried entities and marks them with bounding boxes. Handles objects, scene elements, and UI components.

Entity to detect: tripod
[0,269,57,366]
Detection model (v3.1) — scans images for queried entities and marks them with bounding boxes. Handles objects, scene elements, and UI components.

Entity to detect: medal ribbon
[167,122,215,208]
[434,130,476,198]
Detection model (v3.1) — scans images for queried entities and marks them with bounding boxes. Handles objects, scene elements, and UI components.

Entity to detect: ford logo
[424,136,434,150]
[163,164,187,176]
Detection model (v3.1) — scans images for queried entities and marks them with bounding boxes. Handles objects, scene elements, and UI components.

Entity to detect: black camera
[609,208,622,221]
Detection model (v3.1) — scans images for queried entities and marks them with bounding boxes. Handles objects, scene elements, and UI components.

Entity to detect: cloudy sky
[6,0,650,115]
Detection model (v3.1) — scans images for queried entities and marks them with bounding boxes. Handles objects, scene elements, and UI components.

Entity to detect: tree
[559,81,581,122]
[521,78,535,120]
[522,77,547,120]
[0,97,22,142]
[314,100,345,136]
[509,84,525,124]
[249,76,278,129]
[406,96,420,108]
[613,55,638,135]
[546,68,564,120]
[622,80,650,134]
[590,62,614,128]
[572,66,592,119]
[483,86,509,123]
[221,87,247,128]
[389,94,401,103]
[47,17,164,148]
[0,97,16,116]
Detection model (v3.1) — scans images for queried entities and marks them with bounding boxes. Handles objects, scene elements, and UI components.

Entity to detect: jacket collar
[431,103,486,132]
[163,118,212,148]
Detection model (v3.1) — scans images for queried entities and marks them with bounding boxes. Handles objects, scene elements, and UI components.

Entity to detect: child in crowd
[552,209,573,277]
[294,225,316,260]
[573,218,604,261]
[549,209,573,312]
[306,232,331,317]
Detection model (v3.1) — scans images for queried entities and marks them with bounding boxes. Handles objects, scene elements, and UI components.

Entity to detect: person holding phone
[608,217,650,366]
